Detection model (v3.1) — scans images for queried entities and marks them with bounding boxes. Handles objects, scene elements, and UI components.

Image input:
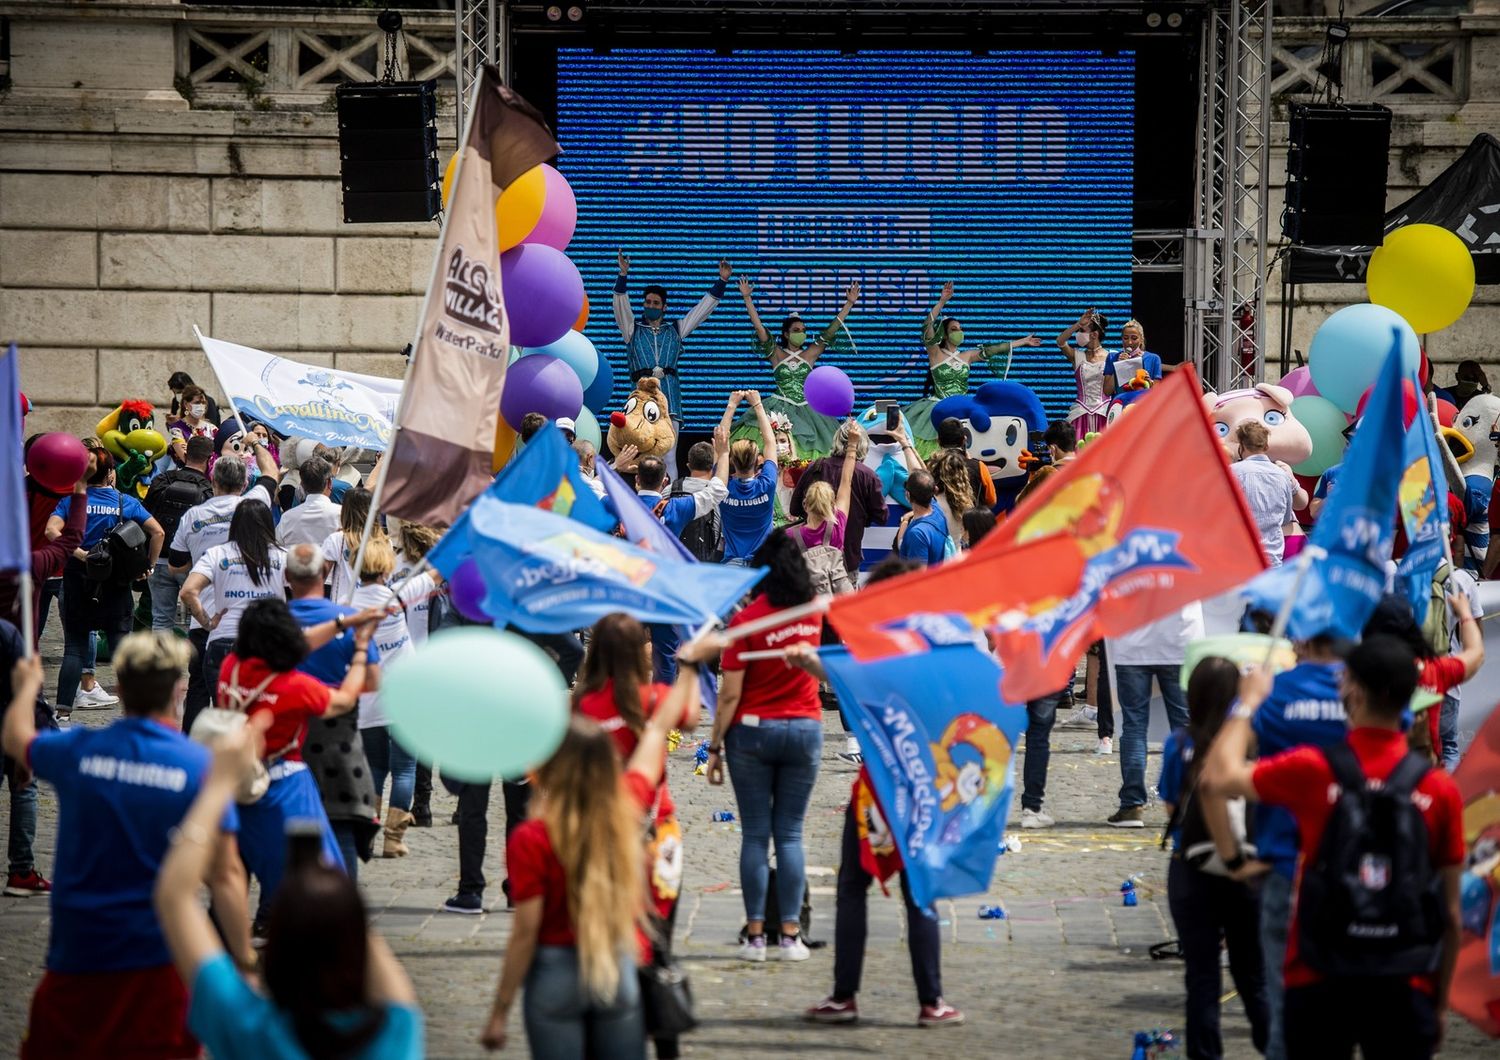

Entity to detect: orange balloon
[440,152,458,207]
[497,166,547,251]
[573,296,590,333]
[492,415,517,473]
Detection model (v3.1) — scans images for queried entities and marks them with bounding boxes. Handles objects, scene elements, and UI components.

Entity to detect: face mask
[189,403,206,418]
[1075,331,1090,346]
[787,330,807,348]
[948,330,965,347]
[643,306,664,322]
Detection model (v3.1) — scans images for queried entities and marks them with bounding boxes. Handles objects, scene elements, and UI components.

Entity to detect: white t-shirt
[392,549,436,648]
[1107,603,1205,667]
[171,492,269,630]
[351,573,436,729]
[192,542,288,643]
[321,530,357,604]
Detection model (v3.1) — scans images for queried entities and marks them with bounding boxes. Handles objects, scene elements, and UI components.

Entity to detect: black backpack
[654,486,723,563]
[144,468,212,546]
[84,492,151,585]
[1297,743,1445,978]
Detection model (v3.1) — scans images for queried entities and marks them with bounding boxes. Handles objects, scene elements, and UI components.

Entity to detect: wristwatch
[1223,850,1248,873]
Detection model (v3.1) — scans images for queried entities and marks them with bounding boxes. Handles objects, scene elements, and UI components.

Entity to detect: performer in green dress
[905,281,1042,456]
[731,276,859,463]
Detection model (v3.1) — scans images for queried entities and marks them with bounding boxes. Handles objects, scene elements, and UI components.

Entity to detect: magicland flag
[1451,702,1500,1037]
[380,68,559,526]
[820,645,1027,911]
[977,365,1267,703]
[1396,382,1452,624]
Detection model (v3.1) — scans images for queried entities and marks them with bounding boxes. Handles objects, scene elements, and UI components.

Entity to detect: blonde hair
[926,449,975,516]
[536,716,646,1002]
[395,521,440,562]
[113,632,192,717]
[803,480,835,523]
[357,536,397,583]
[339,487,387,558]
[1122,318,1145,344]
[729,438,759,477]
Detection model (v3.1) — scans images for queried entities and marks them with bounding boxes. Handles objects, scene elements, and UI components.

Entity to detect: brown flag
[380,67,559,525]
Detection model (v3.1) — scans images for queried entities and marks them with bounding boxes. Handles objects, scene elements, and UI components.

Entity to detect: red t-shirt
[575,679,677,821]
[1418,654,1466,750]
[721,594,823,721]
[216,654,332,763]
[506,771,654,960]
[1251,727,1466,993]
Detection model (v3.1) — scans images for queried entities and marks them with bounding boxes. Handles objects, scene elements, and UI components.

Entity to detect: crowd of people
[0,288,1491,1060]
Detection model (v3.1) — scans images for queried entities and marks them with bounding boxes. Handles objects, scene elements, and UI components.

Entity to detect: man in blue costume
[613,250,733,478]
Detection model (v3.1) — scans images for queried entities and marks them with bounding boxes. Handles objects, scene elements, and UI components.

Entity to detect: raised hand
[1015,334,1042,348]
[727,390,745,408]
[712,424,729,457]
[844,281,861,306]
[938,280,955,304]
[746,390,762,407]
[718,259,733,281]
[737,276,753,299]
[617,249,631,275]
[611,443,640,470]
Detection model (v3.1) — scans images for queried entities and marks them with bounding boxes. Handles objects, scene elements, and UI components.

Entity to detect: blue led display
[555,49,1135,430]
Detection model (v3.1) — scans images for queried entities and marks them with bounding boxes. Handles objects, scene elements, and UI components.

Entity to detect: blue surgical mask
[643,306,664,322]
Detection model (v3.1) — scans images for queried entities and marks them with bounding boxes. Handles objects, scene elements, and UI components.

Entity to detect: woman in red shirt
[217,597,373,907]
[481,648,706,1058]
[705,529,825,963]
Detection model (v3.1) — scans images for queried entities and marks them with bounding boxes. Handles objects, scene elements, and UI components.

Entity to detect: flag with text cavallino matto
[380,67,559,527]
[976,365,1267,703]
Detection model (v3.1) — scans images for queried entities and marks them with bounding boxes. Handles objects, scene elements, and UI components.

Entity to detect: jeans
[725,717,823,925]
[184,627,211,724]
[833,804,942,1005]
[1167,858,1269,1059]
[1438,693,1460,771]
[522,946,644,1060]
[1095,641,1114,739]
[649,624,679,685]
[1115,663,1188,809]
[57,568,133,711]
[2,763,38,874]
[332,819,360,883]
[363,725,416,812]
[456,780,492,897]
[1284,978,1437,1060]
[1021,690,1065,812]
[188,638,234,735]
[147,563,183,632]
[1259,870,1294,1060]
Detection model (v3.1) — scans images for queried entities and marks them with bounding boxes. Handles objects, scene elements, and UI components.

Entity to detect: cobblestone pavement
[1,633,1491,1058]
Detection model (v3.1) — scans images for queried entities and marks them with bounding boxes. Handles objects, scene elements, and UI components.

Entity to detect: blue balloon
[1307,303,1422,413]
[521,329,599,388]
[581,353,615,414]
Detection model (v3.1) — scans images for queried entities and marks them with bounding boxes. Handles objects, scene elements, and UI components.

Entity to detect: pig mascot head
[1203,383,1313,466]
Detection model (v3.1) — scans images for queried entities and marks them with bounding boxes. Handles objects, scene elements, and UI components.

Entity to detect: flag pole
[716,597,831,644]
[344,69,489,604]
[17,571,33,660]
[1266,544,1324,647]
[193,325,253,440]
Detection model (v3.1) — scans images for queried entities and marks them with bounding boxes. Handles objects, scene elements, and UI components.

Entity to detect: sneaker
[805,996,858,1024]
[836,751,864,765]
[443,892,484,915]
[75,685,119,709]
[776,935,811,962]
[1062,704,1098,727]
[1019,808,1054,829]
[251,917,269,949]
[1107,806,1146,828]
[918,1000,965,1027]
[738,935,768,962]
[1096,737,1113,755]
[4,870,52,897]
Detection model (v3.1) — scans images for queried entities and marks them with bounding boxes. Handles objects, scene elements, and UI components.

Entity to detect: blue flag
[428,424,616,577]
[466,494,762,633]
[0,344,28,574]
[820,645,1027,911]
[1396,378,1451,624]
[1246,332,1407,639]
[597,461,724,712]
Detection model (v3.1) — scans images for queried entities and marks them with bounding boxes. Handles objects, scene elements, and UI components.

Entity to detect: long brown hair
[572,613,652,734]
[535,716,647,1001]
[339,486,385,557]
[926,448,975,515]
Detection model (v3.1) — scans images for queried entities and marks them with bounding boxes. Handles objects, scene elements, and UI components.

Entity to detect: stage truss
[456,0,1272,387]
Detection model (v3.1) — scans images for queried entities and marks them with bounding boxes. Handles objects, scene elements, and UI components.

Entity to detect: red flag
[1452,704,1500,1037]
[978,365,1266,702]
[826,534,1085,660]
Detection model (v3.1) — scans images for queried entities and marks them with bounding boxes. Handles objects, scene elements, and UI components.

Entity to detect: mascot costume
[96,400,167,499]
[931,380,1048,514]
[851,402,917,569]
[607,377,676,470]
[1451,393,1500,570]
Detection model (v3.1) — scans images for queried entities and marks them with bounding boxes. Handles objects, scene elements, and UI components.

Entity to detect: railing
[1269,16,1469,107]
[174,6,457,107]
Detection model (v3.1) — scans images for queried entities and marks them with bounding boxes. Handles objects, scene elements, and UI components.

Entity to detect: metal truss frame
[455,0,502,133]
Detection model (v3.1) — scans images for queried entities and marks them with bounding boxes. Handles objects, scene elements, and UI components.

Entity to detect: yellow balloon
[497,165,547,251]
[1367,223,1475,334]
[492,414,517,473]
[441,151,458,207]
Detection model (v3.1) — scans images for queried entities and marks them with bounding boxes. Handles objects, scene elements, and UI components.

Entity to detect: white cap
[556,417,577,435]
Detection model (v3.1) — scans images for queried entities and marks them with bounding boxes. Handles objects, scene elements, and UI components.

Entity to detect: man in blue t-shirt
[1235,638,1347,1060]
[719,390,778,564]
[896,470,950,566]
[1308,462,1341,521]
[3,631,250,1059]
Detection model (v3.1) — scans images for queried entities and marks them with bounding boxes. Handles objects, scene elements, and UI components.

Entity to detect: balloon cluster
[441,156,612,463]
[1281,223,1475,479]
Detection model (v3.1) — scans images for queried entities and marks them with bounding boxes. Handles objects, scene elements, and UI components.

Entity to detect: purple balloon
[450,559,491,623]
[501,352,584,429]
[524,165,577,252]
[500,244,585,348]
[804,365,855,418]
[1280,365,1320,398]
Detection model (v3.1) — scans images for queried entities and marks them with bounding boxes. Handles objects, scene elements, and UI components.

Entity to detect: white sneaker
[1096,737,1113,756]
[1019,808,1054,829]
[775,935,811,962]
[738,936,767,963]
[75,685,119,708]
[1062,704,1098,727]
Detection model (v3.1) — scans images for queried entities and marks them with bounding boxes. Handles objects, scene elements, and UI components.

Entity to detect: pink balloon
[25,432,89,493]
[450,559,491,623]
[1280,365,1320,398]
[524,165,577,252]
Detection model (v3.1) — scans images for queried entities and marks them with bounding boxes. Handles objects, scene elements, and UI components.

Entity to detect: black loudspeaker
[1283,102,1392,246]
[336,80,441,224]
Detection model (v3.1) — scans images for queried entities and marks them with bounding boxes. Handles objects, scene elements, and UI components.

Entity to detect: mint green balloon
[1290,395,1348,477]
[382,627,568,781]
[574,406,603,451]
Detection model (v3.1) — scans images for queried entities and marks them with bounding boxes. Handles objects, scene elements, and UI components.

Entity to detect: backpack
[144,468,212,547]
[788,523,854,596]
[654,486,723,563]
[1296,743,1445,978]
[1418,561,1454,658]
[1159,730,1255,877]
[84,492,151,585]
